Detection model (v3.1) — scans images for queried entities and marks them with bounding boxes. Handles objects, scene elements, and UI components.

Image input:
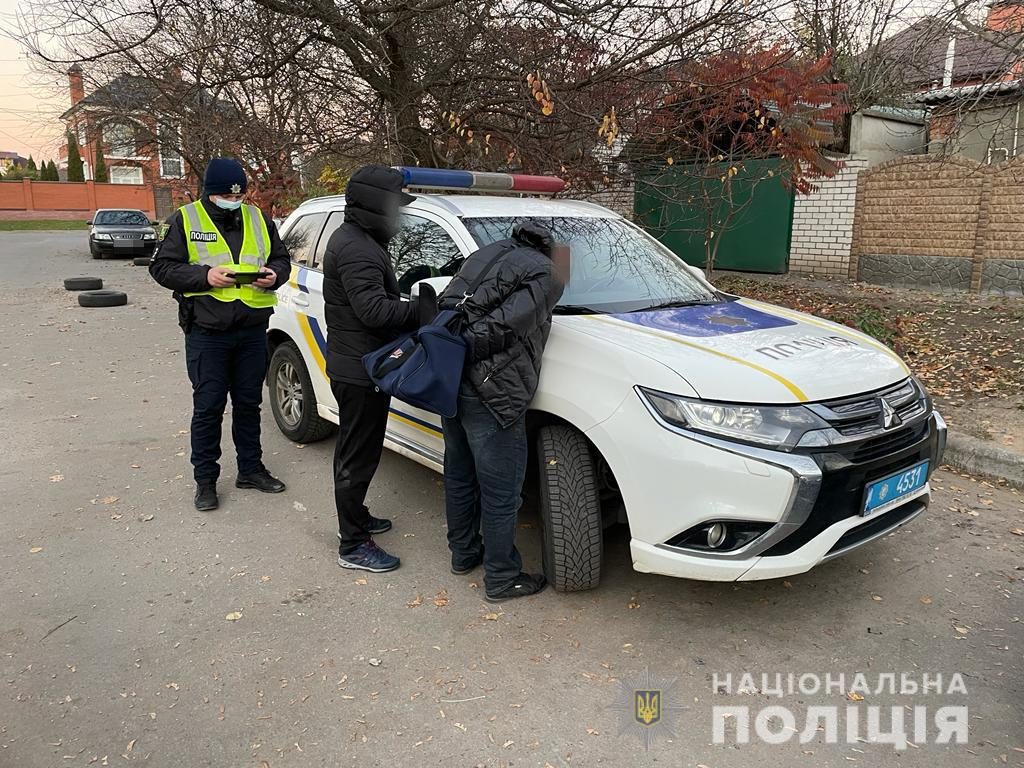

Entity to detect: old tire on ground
[537,424,603,592]
[78,290,127,308]
[269,340,335,443]
[133,256,151,267]
[64,277,103,291]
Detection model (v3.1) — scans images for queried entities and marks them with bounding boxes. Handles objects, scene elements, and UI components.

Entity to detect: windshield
[95,210,150,226]
[463,216,717,313]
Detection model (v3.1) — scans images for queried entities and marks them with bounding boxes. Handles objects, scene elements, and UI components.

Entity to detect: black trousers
[185,324,269,484]
[331,380,391,554]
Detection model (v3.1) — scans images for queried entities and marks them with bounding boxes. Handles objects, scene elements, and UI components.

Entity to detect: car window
[311,211,345,270]
[389,214,464,295]
[283,213,327,267]
[463,216,716,313]
[94,210,149,226]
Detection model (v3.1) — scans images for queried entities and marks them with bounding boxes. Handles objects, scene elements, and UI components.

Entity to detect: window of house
[158,124,184,177]
[105,123,136,158]
[388,214,464,294]
[282,213,326,267]
[110,166,144,185]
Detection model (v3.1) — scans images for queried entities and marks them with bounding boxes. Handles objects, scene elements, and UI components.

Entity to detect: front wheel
[536,424,603,592]
[268,341,335,443]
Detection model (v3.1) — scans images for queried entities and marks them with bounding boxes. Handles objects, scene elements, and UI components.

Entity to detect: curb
[944,430,1024,489]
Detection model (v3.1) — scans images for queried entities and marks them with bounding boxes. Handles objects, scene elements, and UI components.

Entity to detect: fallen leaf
[783,580,793,588]
[49,474,64,483]
[260,575,271,583]
[139,514,154,522]
[368,658,382,667]
[483,612,500,621]
[407,595,423,608]
[225,612,243,622]
[125,739,136,753]
[1011,528,1024,536]
[847,692,865,702]
[97,496,119,505]
[293,501,306,512]
[433,590,450,608]
[354,578,368,586]
[954,625,969,635]
[627,598,640,609]
[870,595,883,602]
[586,728,600,736]
[29,547,43,554]
[920,596,933,605]
[130,464,140,469]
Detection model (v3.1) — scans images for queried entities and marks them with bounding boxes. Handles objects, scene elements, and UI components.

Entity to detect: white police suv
[268,167,946,591]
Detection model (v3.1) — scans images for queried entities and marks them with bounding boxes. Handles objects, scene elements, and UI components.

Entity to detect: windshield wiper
[554,304,608,315]
[630,297,719,313]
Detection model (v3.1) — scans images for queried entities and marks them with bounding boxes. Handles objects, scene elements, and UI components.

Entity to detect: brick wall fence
[0,178,156,220]
[850,155,1024,295]
[789,155,867,278]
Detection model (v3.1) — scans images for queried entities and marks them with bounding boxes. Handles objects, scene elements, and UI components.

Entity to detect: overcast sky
[0,0,67,161]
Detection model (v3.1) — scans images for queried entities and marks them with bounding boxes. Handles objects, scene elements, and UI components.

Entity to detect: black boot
[235,469,286,493]
[485,572,547,602]
[194,483,218,512]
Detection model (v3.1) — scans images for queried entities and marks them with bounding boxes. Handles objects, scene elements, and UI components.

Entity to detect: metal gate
[634,159,795,274]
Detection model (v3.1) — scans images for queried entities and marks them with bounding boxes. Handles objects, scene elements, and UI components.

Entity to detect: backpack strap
[454,244,516,310]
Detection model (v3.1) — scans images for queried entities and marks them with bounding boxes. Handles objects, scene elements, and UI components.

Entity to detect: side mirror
[685,263,708,283]
[410,276,452,298]
[86,220,93,225]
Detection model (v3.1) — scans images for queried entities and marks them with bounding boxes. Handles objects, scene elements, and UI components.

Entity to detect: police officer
[150,158,292,511]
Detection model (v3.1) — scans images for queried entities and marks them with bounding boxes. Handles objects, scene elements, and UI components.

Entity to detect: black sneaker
[485,572,547,602]
[451,552,484,576]
[194,483,218,512]
[235,469,286,494]
[336,515,392,543]
[337,540,400,573]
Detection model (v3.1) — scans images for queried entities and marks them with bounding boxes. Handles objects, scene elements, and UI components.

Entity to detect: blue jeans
[443,394,528,592]
[184,324,269,483]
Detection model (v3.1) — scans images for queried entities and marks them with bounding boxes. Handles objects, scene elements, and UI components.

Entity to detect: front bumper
[91,238,156,256]
[590,390,946,582]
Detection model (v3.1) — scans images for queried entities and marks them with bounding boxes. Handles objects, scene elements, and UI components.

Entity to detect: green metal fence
[634,158,795,274]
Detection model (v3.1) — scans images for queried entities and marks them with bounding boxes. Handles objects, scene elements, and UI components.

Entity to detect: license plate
[862,460,930,517]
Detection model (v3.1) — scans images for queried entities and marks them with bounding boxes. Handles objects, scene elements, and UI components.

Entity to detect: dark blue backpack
[362,244,512,418]
[362,309,467,418]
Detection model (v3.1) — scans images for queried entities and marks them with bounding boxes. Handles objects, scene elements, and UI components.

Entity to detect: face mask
[212,197,243,211]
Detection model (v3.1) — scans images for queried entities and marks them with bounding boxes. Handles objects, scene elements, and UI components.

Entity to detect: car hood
[558,298,909,404]
[92,224,155,235]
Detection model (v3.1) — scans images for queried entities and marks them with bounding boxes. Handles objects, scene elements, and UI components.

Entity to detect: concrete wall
[850,111,927,167]
[789,156,867,278]
[0,179,155,218]
[850,154,1024,294]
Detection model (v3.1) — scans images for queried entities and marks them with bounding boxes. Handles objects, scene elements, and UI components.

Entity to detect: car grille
[762,416,938,557]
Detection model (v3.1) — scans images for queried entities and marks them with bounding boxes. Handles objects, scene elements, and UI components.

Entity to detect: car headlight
[93,232,112,240]
[638,387,830,451]
[143,233,156,240]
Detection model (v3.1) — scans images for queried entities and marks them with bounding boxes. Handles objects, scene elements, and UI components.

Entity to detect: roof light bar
[396,166,565,195]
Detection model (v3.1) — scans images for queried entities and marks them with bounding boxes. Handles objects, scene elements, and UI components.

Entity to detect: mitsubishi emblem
[879,399,902,430]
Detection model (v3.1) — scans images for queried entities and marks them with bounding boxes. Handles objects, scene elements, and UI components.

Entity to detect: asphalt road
[1,231,1021,768]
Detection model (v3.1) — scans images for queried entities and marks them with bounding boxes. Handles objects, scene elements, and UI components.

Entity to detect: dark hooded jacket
[322,166,419,384]
[439,229,564,427]
[149,197,292,332]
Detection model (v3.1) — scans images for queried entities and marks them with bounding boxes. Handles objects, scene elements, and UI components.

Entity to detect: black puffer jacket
[439,237,564,427]
[322,167,419,384]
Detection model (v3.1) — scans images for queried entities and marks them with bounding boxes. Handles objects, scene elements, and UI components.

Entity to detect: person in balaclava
[322,165,437,573]
[150,157,291,512]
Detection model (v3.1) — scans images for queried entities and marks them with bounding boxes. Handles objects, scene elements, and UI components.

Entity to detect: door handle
[293,295,310,308]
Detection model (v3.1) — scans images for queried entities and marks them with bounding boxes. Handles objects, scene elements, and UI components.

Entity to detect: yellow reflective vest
[181,201,276,308]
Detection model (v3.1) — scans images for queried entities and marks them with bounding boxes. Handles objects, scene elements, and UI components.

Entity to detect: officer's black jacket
[149,197,292,332]
[322,169,419,385]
